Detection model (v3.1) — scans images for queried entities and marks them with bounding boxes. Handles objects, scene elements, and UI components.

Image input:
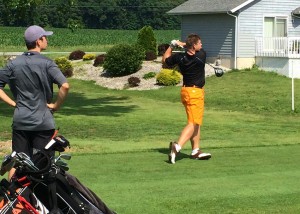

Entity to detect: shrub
[156,68,182,86]
[83,53,96,61]
[127,76,141,87]
[67,18,83,32]
[143,72,156,80]
[1,55,16,67]
[157,44,170,56]
[103,44,145,77]
[54,57,73,77]
[69,50,85,60]
[93,54,106,67]
[137,26,157,59]
[145,51,157,61]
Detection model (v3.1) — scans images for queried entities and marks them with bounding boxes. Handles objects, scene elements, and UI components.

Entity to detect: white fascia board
[230,0,257,13]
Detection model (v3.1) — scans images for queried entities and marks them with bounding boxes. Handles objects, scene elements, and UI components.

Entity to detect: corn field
[0,27,180,52]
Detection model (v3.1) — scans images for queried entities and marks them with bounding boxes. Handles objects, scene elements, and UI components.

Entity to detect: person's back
[7,53,65,130]
[167,49,206,88]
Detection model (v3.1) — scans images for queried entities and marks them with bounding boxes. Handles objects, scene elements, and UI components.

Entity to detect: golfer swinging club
[162,33,211,164]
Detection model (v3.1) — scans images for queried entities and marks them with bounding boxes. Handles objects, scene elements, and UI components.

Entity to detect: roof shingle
[168,0,253,15]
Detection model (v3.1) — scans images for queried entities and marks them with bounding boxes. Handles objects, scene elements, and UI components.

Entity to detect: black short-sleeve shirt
[165,49,206,87]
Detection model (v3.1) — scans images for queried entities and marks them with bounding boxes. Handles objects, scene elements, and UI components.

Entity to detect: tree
[0,0,186,29]
[137,25,157,59]
[0,0,46,26]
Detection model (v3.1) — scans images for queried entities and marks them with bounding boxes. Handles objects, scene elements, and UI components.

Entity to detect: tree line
[0,0,185,30]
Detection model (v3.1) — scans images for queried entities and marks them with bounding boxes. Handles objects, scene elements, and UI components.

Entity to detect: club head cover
[45,135,70,152]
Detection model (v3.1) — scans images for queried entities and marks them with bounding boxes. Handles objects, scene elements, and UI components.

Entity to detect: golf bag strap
[56,173,87,205]
[65,172,115,214]
[17,176,31,187]
[48,167,63,213]
[17,194,39,214]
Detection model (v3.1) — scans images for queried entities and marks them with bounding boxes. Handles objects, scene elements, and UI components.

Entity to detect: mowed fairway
[1,68,300,213]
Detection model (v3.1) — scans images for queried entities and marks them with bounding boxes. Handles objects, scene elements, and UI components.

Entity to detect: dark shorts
[12,129,55,158]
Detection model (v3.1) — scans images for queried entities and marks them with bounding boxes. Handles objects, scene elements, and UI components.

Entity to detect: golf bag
[30,171,115,214]
[0,178,48,214]
[1,135,116,214]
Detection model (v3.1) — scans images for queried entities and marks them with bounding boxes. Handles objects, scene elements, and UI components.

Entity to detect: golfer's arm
[51,82,70,111]
[162,41,186,63]
[0,89,16,107]
[162,47,173,63]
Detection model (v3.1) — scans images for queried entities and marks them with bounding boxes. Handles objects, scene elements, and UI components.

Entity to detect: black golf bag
[1,135,116,214]
[28,170,115,214]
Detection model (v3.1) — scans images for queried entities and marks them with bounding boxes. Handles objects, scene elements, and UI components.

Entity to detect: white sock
[191,148,199,155]
[175,144,181,152]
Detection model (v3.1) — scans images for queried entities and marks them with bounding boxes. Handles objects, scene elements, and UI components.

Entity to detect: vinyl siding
[178,0,300,59]
[238,0,300,57]
[181,14,235,57]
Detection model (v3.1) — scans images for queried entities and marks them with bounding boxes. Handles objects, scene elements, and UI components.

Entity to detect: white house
[168,0,300,78]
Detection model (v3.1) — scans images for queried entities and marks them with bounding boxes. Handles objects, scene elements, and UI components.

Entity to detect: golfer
[0,25,69,178]
[162,33,211,164]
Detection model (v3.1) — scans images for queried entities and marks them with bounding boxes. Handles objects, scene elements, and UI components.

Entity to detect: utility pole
[292,60,295,111]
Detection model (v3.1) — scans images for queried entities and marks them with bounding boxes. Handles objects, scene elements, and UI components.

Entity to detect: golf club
[15,152,40,171]
[55,160,69,171]
[56,153,71,162]
[204,61,224,77]
[55,153,71,171]
[195,56,224,77]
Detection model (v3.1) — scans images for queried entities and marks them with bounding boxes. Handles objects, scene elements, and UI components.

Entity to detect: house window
[263,16,288,52]
[264,17,287,37]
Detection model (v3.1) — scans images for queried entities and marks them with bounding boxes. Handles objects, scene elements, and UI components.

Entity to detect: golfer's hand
[47,103,59,112]
[177,41,185,48]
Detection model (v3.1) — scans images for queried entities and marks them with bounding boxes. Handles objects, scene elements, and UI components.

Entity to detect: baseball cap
[24,25,53,43]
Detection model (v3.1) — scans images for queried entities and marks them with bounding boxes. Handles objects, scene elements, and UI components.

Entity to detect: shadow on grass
[0,92,139,118]
[157,148,191,164]
[60,93,139,117]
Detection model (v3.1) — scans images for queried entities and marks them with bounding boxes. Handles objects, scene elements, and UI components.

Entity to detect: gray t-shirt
[0,51,67,131]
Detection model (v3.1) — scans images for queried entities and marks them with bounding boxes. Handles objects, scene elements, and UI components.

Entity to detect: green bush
[0,56,5,67]
[83,53,96,61]
[137,26,157,58]
[0,55,16,67]
[54,57,74,77]
[156,68,182,86]
[103,44,145,77]
[143,72,156,80]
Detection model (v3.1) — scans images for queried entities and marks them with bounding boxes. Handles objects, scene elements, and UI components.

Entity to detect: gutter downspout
[227,12,238,69]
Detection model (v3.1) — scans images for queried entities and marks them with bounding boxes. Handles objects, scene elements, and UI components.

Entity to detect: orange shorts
[181,87,205,125]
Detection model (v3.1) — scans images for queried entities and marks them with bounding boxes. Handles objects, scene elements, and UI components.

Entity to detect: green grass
[0,27,180,52]
[1,68,300,213]
[69,145,300,213]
